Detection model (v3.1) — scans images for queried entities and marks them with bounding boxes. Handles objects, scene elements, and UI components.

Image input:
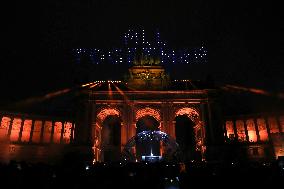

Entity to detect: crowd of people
[0,159,283,189]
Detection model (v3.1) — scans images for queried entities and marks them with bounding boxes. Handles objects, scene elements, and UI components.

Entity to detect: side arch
[174,107,200,124]
[93,107,123,162]
[97,107,121,123]
[174,107,206,160]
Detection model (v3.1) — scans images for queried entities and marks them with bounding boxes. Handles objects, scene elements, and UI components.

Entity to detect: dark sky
[1,0,284,105]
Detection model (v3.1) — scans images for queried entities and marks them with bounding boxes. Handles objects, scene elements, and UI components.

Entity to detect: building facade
[0,57,283,163]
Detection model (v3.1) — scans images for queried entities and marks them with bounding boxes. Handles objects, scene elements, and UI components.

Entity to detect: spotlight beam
[222,84,284,99]
[112,83,131,104]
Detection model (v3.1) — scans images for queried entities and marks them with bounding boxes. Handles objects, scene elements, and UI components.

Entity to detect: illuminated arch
[97,107,121,123]
[175,107,199,123]
[135,107,161,122]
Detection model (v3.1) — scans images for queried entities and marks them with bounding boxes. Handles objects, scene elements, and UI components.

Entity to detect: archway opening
[101,115,121,162]
[122,131,181,162]
[136,115,160,160]
[175,115,196,161]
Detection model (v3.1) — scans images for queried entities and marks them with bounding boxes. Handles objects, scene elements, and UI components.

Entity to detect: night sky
[1,1,284,109]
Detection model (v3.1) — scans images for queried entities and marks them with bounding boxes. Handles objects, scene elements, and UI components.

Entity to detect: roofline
[87,89,216,95]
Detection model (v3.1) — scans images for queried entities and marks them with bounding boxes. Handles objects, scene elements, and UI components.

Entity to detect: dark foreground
[0,160,283,189]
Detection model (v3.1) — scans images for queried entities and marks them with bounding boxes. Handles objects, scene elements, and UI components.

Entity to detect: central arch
[135,107,161,122]
[122,131,181,162]
[136,115,160,160]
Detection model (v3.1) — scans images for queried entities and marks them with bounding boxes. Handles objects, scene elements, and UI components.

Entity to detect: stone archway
[133,107,162,159]
[97,108,121,123]
[94,107,125,162]
[175,107,199,123]
[174,107,205,160]
[122,131,181,162]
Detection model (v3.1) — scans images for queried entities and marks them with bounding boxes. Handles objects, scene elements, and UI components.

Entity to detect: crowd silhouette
[0,159,283,189]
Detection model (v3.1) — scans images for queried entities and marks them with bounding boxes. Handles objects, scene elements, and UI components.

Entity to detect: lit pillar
[243,119,249,142]
[232,119,238,141]
[130,123,136,138]
[0,115,3,139]
[7,116,14,140]
[160,141,163,156]
[60,121,64,144]
[29,120,35,142]
[159,121,163,132]
[172,120,176,139]
[50,121,55,143]
[70,122,75,143]
[162,103,169,134]
[18,117,25,142]
[207,102,216,143]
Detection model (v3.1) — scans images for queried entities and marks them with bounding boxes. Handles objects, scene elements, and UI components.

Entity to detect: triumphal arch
[76,56,223,162]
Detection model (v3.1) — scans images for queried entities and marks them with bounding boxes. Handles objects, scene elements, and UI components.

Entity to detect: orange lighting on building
[112,83,131,104]
[32,120,42,143]
[246,119,257,142]
[267,117,279,133]
[21,120,32,142]
[257,118,268,141]
[225,121,234,140]
[63,122,72,144]
[0,117,11,141]
[43,121,52,143]
[236,120,246,141]
[53,122,62,143]
[10,118,22,142]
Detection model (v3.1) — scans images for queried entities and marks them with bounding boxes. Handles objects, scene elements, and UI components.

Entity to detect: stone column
[121,122,127,152]
[130,123,136,139]
[0,115,3,125]
[128,104,136,139]
[161,103,168,134]
[50,121,55,143]
[264,117,272,141]
[29,120,35,142]
[7,117,14,140]
[159,121,163,132]
[18,117,25,142]
[121,104,128,151]
[60,121,65,144]
[167,120,175,139]
[207,102,215,143]
[40,120,46,143]
[200,103,210,145]
[233,119,238,141]
[70,122,75,143]
[243,119,249,142]
[253,118,261,142]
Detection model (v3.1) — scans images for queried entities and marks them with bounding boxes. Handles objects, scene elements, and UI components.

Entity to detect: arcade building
[0,56,283,164]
